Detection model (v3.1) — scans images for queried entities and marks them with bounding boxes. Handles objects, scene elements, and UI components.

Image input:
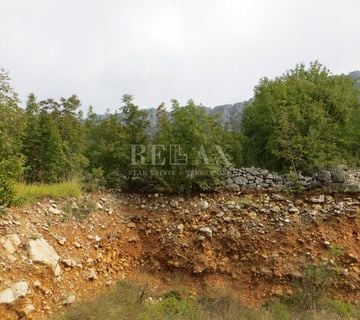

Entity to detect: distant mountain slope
[203,101,247,131]
[123,100,248,136]
[349,70,360,88]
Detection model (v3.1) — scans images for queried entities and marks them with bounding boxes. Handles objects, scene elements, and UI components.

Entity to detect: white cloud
[0,0,359,112]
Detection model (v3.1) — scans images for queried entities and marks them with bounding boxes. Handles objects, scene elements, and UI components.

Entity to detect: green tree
[39,95,87,180]
[154,100,231,192]
[120,94,149,144]
[36,111,66,183]
[22,94,86,182]
[0,69,24,205]
[84,107,128,187]
[22,93,42,182]
[241,62,360,173]
[58,95,87,179]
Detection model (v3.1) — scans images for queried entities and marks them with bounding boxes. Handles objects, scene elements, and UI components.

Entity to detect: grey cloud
[1,0,359,113]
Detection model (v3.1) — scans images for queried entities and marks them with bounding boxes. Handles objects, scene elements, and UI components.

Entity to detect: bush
[289,262,336,311]
[82,168,106,192]
[0,157,24,206]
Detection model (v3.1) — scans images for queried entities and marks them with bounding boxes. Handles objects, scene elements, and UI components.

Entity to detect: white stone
[21,304,35,316]
[0,288,15,304]
[309,195,325,204]
[73,242,81,248]
[169,200,179,208]
[199,227,212,238]
[28,238,61,276]
[288,206,299,214]
[62,258,77,268]
[86,268,98,281]
[49,207,62,215]
[198,200,209,210]
[270,206,281,213]
[0,234,21,254]
[62,294,76,305]
[0,281,28,304]
[11,282,28,299]
[57,238,67,246]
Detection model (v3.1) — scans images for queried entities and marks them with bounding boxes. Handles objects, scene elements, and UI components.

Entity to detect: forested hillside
[0,62,359,205]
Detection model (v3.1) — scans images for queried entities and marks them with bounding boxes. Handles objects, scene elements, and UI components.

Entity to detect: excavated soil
[0,190,359,319]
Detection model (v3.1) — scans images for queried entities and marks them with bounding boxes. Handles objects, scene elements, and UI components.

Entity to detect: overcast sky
[1,0,359,112]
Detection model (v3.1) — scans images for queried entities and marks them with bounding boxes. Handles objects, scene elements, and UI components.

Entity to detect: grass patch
[14,181,82,205]
[52,281,360,320]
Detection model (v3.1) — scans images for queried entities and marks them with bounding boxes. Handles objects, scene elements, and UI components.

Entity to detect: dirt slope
[0,190,359,319]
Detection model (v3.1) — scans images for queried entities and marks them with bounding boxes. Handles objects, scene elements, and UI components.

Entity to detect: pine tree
[22,94,42,182]
[37,111,66,183]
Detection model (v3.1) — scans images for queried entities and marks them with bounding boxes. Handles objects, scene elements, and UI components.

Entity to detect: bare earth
[0,190,359,319]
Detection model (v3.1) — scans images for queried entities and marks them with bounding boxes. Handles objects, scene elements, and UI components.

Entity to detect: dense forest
[0,62,359,205]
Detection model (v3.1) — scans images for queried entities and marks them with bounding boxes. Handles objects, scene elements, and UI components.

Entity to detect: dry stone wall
[225,166,360,192]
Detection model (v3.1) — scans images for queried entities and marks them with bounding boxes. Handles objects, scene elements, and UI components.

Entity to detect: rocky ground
[0,190,359,319]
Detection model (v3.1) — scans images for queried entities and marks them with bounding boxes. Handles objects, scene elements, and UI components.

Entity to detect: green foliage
[323,299,358,318]
[120,94,149,145]
[83,96,150,189]
[22,94,86,183]
[0,69,24,206]
[293,263,336,310]
[37,110,67,182]
[241,61,360,174]
[153,100,232,193]
[0,158,24,206]
[328,244,343,257]
[84,110,128,187]
[82,167,106,192]
[146,295,199,319]
[286,247,342,312]
[54,280,360,320]
[1,62,359,197]
[266,301,292,320]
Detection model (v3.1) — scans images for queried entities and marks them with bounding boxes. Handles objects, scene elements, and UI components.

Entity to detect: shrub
[290,262,336,310]
[82,168,106,192]
[0,157,24,206]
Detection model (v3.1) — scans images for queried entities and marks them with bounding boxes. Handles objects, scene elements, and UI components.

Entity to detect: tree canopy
[241,62,360,174]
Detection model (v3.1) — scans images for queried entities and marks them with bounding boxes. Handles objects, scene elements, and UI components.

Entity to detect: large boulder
[28,238,61,276]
